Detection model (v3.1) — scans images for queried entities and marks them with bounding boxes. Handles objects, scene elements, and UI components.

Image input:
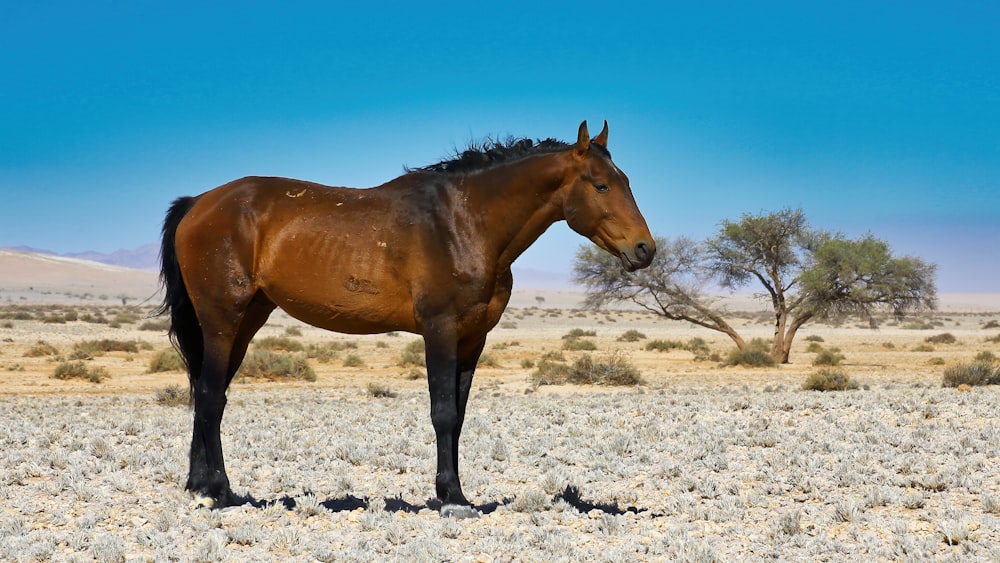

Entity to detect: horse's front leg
[424,331,479,519]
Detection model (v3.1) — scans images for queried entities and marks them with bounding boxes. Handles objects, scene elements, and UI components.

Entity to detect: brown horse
[158,120,655,518]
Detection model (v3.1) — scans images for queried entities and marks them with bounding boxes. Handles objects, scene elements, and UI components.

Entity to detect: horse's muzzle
[621,239,655,272]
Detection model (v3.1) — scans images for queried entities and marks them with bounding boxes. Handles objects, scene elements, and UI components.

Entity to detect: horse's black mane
[412,136,608,175]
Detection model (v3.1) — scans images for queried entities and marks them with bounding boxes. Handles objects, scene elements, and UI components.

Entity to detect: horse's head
[561,120,655,272]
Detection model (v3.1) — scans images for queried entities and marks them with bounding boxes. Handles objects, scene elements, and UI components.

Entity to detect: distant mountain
[6,244,159,271]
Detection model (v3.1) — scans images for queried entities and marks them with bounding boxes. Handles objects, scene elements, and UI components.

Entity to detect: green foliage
[925,333,956,345]
[237,349,316,381]
[725,338,776,367]
[803,368,859,391]
[812,348,845,366]
[148,348,186,373]
[942,362,1000,387]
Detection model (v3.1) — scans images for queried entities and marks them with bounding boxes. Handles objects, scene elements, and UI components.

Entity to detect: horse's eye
[594,183,610,193]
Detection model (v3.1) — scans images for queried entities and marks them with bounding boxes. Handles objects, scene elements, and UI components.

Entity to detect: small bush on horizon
[563,338,597,351]
[925,333,957,345]
[986,334,1000,344]
[563,328,597,340]
[804,335,825,343]
[73,339,140,356]
[982,320,999,330]
[645,339,686,352]
[139,319,171,332]
[617,329,646,342]
[532,351,642,386]
[284,326,303,337]
[803,368,859,391]
[974,351,997,364]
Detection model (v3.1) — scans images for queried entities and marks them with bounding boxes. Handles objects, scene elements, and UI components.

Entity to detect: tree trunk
[778,312,814,363]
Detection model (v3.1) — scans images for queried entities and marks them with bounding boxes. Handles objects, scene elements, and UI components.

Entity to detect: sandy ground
[3,251,1000,560]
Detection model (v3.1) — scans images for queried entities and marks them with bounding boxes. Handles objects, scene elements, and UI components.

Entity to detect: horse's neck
[466,154,569,271]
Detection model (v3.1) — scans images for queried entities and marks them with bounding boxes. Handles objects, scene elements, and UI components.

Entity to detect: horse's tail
[155,196,203,392]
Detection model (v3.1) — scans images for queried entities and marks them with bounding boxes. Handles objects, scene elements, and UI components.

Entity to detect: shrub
[942,362,1000,387]
[912,344,935,352]
[725,339,776,367]
[804,335,825,343]
[305,343,339,363]
[982,320,1000,330]
[53,361,107,383]
[254,336,305,352]
[812,348,845,367]
[975,351,997,364]
[155,385,190,407]
[986,334,1000,344]
[139,319,171,331]
[805,342,824,353]
[342,353,365,367]
[477,353,500,368]
[562,338,597,351]
[925,333,957,345]
[531,358,572,386]
[237,349,316,381]
[24,340,59,357]
[567,351,643,386]
[927,357,946,366]
[617,329,646,342]
[73,339,139,356]
[562,328,596,339]
[687,337,715,361]
[284,326,303,336]
[398,340,425,367]
[803,368,858,391]
[367,382,396,398]
[148,348,186,373]
[645,339,685,352]
[520,358,535,369]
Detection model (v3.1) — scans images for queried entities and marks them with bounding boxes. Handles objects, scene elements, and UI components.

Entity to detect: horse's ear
[593,120,609,148]
[575,120,590,154]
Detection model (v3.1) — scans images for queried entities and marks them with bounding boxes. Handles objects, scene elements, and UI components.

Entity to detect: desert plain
[2,249,1000,561]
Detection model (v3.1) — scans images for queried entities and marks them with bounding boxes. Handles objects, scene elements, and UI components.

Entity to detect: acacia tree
[575,236,747,349]
[574,208,938,363]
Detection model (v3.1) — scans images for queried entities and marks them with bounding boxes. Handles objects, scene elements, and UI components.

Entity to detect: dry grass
[3,301,1000,559]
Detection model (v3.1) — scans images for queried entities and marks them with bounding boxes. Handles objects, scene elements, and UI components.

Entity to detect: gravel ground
[3,382,1000,562]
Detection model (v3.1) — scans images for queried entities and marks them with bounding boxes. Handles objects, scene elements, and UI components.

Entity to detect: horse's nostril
[635,241,653,263]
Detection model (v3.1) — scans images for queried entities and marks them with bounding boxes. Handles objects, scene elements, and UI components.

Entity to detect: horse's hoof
[441,504,480,519]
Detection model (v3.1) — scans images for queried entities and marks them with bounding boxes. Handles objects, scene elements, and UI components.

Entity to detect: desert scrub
[986,334,1000,344]
[284,326,303,336]
[925,332,957,344]
[724,339,776,367]
[645,339,686,352]
[24,340,59,357]
[562,328,597,339]
[155,385,190,407]
[617,329,646,342]
[812,348,845,366]
[398,340,425,367]
[53,361,108,383]
[237,349,316,381]
[148,348,186,373]
[366,382,396,398]
[804,335,825,343]
[138,318,170,331]
[942,361,1000,387]
[803,368,859,391]
[342,353,365,367]
[562,338,597,351]
[73,339,140,356]
[477,353,500,368]
[254,336,305,352]
[533,351,642,386]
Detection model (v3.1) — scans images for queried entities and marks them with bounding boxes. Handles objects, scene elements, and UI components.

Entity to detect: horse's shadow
[228,485,645,516]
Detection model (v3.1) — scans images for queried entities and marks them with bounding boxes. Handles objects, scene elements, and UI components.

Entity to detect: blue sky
[1,1,997,292]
